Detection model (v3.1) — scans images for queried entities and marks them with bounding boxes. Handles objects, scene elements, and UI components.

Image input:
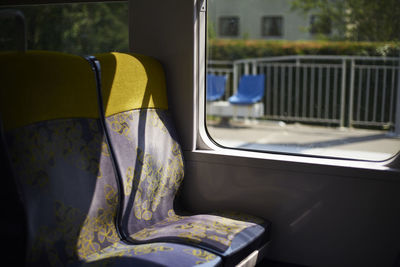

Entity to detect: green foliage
[207,20,217,40]
[0,2,128,55]
[290,0,400,42]
[208,40,400,60]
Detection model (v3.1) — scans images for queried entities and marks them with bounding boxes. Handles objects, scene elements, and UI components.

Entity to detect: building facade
[208,0,317,40]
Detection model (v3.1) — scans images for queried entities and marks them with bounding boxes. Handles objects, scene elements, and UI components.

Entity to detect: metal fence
[208,56,400,130]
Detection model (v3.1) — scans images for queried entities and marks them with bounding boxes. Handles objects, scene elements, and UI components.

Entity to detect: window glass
[206,0,400,161]
[0,2,128,55]
[261,16,283,37]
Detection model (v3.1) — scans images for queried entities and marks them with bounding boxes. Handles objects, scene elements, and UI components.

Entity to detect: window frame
[197,0,400,172]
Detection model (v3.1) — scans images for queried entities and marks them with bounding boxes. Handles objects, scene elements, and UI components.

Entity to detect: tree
[0,2,129,55]
[291,0,400,42]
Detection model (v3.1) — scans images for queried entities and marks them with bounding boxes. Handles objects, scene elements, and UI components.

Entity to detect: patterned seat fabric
[0,51,221,267]
[95,52,270,265]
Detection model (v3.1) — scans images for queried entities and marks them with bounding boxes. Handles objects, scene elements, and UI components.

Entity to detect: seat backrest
[229,74,265,104]
[206,73,227,101]
[0,51,121,265]
[237,74,265,101]
[94,52,185,236]
[92,53,265,256]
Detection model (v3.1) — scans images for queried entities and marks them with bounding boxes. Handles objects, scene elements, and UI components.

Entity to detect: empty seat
[228,75,265,105]
[0,51,222,267]
[94,52,270,266]
[0,50,270,266]
[207,74,227,101]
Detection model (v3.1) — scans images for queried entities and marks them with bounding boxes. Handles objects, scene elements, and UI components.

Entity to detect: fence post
[252,60,257,75]
[340,59,347,128]
[348,58,355,127]
[244,63,249,75]
[225,73,230,99]
[296,57,300,67]
[295,58,300,118]
[394,57,400,136]
[233,62,238,94]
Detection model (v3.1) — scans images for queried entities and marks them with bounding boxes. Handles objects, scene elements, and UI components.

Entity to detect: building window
[310,15,332,35]
[219,16,239,37]
[261,16,283,37]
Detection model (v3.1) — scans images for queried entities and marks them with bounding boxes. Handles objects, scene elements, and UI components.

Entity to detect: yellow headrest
[0,51,98,130]
[0,51,168,130]
[95,52,168,117]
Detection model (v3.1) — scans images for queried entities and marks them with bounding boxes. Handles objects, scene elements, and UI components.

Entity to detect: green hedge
[208,40,400,60]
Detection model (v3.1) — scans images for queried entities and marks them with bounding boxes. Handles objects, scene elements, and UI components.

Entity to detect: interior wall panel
[182,153,400,267]
[129,0,196,150]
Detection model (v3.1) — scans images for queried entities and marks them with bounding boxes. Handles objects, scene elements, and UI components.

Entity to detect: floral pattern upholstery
[1,51,268,267]
[105,109,267,257]
[5,118,221,267]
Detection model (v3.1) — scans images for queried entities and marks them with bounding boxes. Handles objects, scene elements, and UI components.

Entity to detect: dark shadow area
[5,119,105,265]
[0,129,26,266]
[84,256,165,267]
[257,258,308,267]
[0,51,109,264]
[123,108,147,235]
[97,53,151,237]
[238,133,391,152]
[208,118,250,129]
[97,53,117,113]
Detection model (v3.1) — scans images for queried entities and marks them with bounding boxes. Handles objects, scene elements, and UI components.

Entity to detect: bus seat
[207,73,227,101]
[0,51,222,267]
[94,52,270,266]
[228,75,265,105]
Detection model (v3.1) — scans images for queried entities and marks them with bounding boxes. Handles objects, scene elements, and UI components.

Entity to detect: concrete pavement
[207,119,400,161]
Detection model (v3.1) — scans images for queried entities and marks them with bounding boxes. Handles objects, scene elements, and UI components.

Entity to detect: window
[0,2,128,55]
[219,16,239,37]
[261,16,283,37]
[206,0,400,161]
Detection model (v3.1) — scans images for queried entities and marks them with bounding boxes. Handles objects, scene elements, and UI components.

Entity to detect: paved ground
[207,119,400,161]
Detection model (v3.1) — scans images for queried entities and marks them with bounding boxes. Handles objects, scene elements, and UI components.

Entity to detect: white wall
[208,0,312,40]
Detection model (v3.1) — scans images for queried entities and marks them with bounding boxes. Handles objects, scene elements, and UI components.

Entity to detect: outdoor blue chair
[207,74,227,101]
[228,75,265,105]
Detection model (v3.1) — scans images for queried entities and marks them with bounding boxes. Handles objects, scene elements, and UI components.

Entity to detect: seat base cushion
[129,212,270,266]
[83,241,222,267]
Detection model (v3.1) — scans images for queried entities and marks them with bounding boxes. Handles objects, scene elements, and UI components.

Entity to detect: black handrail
[85,56,130,243]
